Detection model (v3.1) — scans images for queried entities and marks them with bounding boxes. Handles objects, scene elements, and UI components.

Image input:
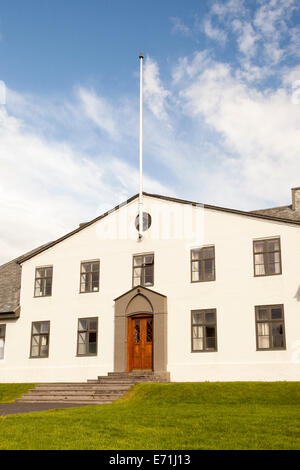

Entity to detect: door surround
[114,286,167,374]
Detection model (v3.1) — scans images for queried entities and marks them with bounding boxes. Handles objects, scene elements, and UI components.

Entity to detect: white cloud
[232,21,258,57]
[144,58,170,121]
[170,17,191,36]
[178,59,300,205]
[203,18,227,43]
[77,87,119,140]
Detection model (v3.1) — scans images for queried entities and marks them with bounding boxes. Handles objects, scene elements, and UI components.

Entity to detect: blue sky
[0,0,300,263]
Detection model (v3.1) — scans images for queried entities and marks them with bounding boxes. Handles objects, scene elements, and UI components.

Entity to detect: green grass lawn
[0,382,300,450]
[0,383,35,404]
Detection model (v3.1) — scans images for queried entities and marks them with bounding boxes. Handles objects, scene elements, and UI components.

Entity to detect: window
[77,317,98,356]
[34,266,53,297]
[191,246,215,282]
[253,238,282,276]
[30,321,50,358]
[132,254,154,287]
[80,260,100,293]
[191,309,217,352]
[0,325,6,360]
[255,305,286,350]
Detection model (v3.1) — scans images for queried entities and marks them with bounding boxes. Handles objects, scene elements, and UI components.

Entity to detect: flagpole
[138,50,144,240]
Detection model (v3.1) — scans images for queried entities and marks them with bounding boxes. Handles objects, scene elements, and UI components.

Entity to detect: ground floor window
[77,317,98,356]
[30,321,50,358]
[255,304,286,350]
[0,324,6,359]
[191,309,217,352]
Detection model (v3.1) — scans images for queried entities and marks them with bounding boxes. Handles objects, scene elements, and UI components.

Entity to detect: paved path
[0,402,90,416]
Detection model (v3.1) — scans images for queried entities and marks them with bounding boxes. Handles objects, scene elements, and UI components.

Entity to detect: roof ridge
[3,191,300,266]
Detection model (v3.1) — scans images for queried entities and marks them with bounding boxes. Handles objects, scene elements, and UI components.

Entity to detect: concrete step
[17,394,117,402]
[34,384,131,391]
[108,371,155,376]
[97,377,163,383]
[23,390,124,397]
[16,399,113,405]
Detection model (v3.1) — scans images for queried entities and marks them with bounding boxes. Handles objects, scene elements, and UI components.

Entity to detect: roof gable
[11,191,300,265]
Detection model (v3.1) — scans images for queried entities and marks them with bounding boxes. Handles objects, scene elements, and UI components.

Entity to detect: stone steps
[17,371,169,404]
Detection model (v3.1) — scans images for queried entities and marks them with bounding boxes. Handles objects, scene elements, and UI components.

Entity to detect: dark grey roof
[0,243,52,315]
[251,205,300,222]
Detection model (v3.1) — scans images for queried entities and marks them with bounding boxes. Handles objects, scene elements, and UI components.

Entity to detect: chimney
[291,187,300,212]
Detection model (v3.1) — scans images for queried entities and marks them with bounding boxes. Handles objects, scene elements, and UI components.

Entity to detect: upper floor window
[34,266,53,297]
[253,238,281,276]
[77,317,98,356]
[0,324,6,360]
[191,309,217,352]
[30,321,50,358]
[132,254,154,287]
[255,305,286,350]
[80,260,100,293]
[191,246,215,282]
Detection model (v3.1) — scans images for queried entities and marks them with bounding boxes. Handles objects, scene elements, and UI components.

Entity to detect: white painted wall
[1,194,300,382]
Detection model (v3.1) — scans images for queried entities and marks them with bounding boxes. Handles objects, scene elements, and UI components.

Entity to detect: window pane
[35,279,42,296]
[254,262,266,276]
[144,255,153,264]
[40,345,48,357]
[258,322,269,336]
[45,267,53,277]
[191,261,199,272]
[0,325,5,337]
[268,263,281,274]
[89,320,97,330]
[205,326,215,339]
[31,345,39,357]
[36,268,45,278]
[272,321,284,348]
[41,322,49,334]
[92,262,99,272]
[205,336,216,350]
[192,271,199,282]
[205,311,216,323]
[193,338,203,350]
[40,335,48,346]
[204,259,214,280]
[78,343,86,355]
[45,278,52,295]
[254,241,265,253]
[0,338,5,359]
[32,323,41,334]
[191,250,201,260]
[78,332,86,343]
[133,256,143,267]
[192,312,203,325]
[78,320,87,331]
[81,263,91,273]
[133,267,142,278]
[267,239,280,252]
[144,266,153,285]
[88,343,97,354]
[257,309,268,320]
[88,332,97,343]
[203,247,214,259]
[271,307,283,320]
[92,272,99,291]
[258,336,270,349]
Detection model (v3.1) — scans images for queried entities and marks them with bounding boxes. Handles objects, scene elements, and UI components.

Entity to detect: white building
[1,189,300,383]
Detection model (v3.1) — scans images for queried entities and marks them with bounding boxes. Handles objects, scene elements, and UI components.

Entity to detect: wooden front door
[127,315,153,371]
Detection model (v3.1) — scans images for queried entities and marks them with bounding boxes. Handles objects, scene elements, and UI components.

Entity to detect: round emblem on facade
[135,212,152,232]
